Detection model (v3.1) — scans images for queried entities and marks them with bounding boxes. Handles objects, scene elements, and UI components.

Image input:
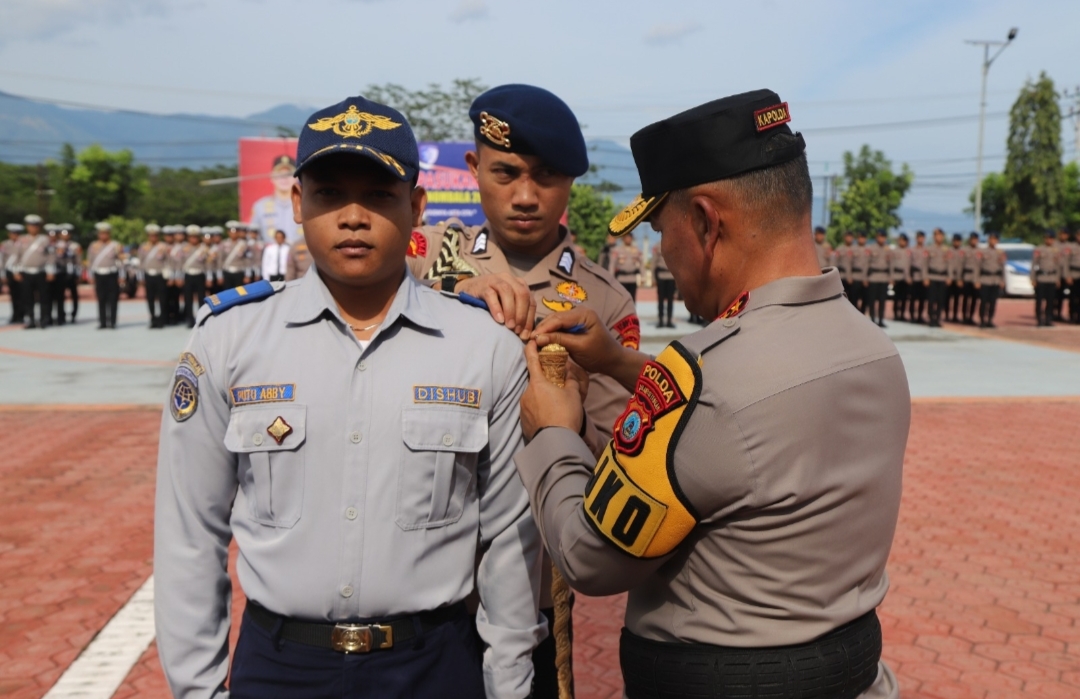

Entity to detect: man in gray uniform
[86,222,123,329]
[155,96,544,699]
[850,230,870,314]
[138,224,170,328]
[16,214,56,328]
[813,226,832,270]
[516,90,909,699]
[181,225,210,327]
[219,221,250,290]
[974,233,1006,328]
[3,224,24,324]
[1032,230,1062,327]
[866,229,891,327]
[924,229,952,328]
[960,232,980,325]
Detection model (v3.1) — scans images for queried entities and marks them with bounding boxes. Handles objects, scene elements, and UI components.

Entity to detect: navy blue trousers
[230,609,485,699]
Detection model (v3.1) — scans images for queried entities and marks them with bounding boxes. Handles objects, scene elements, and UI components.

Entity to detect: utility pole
[966,27,1017,235]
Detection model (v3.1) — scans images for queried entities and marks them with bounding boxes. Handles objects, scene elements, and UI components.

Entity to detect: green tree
[364,79,488,141]
[0,162,41,225]
[568,184,617,260]
[59,144,148,224]
[967,172,1009,235]
[1002,72,1064,241]
[104,215,147,247]
[827,145,913,244]
[129,165,240,226]
[1060,161,1080,233]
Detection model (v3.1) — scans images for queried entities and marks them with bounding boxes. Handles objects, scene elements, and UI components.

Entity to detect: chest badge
[266,416,294,445]
[542,281,588,313]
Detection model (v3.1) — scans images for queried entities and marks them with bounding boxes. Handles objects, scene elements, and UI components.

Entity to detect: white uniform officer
[155,95,544,699]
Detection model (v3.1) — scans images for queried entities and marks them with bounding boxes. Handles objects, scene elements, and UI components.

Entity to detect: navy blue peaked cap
[469,84,588,177]
[295,96,419,181]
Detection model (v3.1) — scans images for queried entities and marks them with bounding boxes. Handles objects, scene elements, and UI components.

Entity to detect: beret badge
[479,112,512,148]
[307,104,401,139]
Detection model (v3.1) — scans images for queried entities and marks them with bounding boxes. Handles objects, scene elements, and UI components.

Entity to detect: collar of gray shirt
[743,268,845,314]
[284,265,443,335]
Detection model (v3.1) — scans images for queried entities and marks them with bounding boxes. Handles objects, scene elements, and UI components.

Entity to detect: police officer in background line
[284,230,312,281]
[181,225,210,327]
[139,223,170,329]
[974,233,1006,328]
[891,233,911,322]
[3,224,24,324]
[813,226,831,270]
[55,224,81,324]
[609,232,643,300]
[245,225,265,282]
[960,232,980,325]
[652,240,676,328]
[908,230,928,323]
[219,221,250,290]
[946,232,964,322]
[155,95,544,699]
[850,230,870,314]
[86,222,123,329]
[1032,229,1062,327]
[519,89,908,699]
[16,214,56,329]
[1058,228,1078,323]
[164,226,184,325]
[833,230,855,301]
[924,228,951,328]
[865,229,891,328]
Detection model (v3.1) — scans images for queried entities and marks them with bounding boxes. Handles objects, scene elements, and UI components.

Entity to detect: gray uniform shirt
[139,242,170,275]
[925,245,951,282]
[516,269,909,698]
[890,247,911,282]
[1032,244,1063,284]
[867,243,891,283]
[18,233,56,274]
[973,247,1006,286]
[155,270,544,699]
[86,240,122,275]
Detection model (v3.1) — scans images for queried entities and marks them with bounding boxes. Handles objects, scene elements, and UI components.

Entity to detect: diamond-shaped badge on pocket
[267,416,293,445]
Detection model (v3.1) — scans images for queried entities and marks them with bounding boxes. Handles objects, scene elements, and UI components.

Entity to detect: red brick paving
[4,401,1080,698]
[933,298,1080,353]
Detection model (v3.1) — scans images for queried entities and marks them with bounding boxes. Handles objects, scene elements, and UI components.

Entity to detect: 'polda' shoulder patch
[583,342,701,558]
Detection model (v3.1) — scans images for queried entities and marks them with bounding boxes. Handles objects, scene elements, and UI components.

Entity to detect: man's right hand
[532,308,648,393]
[454,273,535,340]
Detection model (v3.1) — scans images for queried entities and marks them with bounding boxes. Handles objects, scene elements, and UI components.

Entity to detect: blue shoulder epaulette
[205,280,277,315]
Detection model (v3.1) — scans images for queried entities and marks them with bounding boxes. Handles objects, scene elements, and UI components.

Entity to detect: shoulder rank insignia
[584,342,701,558]
[718,291,749,319]
[307,104,401,139]
[472,230,488,255]
[407,230,428,258]
[478,112,511,148]
[205,280,277,315]
[556,248,575,276]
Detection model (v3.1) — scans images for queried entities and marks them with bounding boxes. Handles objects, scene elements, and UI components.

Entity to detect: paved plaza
[1,291,1078,698]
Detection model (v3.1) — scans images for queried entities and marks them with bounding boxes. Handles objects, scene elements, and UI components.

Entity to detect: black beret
[295,96,419,181]
[469,84,588,178]
[609,89,805,236]
[952,233,963,241]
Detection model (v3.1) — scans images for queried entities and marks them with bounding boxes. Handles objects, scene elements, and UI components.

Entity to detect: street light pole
[966,28,1017,235]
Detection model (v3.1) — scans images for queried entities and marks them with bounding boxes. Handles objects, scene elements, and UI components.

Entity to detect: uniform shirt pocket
[398,407,488,530]
[224,405,307,529]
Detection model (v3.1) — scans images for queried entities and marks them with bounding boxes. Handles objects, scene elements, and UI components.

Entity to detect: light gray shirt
[155,269,545,699]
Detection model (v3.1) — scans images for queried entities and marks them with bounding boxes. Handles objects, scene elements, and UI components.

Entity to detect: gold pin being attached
[266,416,294,445]
[479,112,511,148]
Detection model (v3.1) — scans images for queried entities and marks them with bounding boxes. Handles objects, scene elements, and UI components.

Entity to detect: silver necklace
[350,321,381,332]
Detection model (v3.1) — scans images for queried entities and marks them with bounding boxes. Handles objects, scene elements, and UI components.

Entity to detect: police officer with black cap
[516,89,908,699]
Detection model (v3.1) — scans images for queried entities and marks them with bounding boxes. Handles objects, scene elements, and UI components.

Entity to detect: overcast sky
[2,0,1078,226]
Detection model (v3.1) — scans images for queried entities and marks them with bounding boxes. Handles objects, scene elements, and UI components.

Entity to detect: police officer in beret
[155,95,544,699]
[515,89,909,699]
[405,84,638,697]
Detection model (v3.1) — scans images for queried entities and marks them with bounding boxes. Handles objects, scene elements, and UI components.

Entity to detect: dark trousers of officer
[909,279,925,322]
[1034,282,1057,326]
[22,271,50,327]
[892,280,909,320]
[656,279,676,325]
[49,272,68,324]
[5,271,23,323]
[1070,277,1080,323]
[962,281,979,323]
[927,281,947,326]
[848,281,867,314]
[867,282,888,324]
[94,272,120,328]
[183,273,206,327]
[946,282,963,321]
[229,608,484,699]
[979,284,1001,327]
[166,283,182,325]
[620,281,637,302]
[62,272,79,322]
[222,270,246,291]
[145,274,166,328]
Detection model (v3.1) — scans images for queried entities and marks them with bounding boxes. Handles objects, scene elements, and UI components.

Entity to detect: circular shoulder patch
[170,366,199,422]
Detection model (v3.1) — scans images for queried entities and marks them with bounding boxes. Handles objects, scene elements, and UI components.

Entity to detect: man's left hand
[520,341,584,441]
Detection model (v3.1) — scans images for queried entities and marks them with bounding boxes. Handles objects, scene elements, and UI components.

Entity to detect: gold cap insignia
[479,112,511,148]
[608,193,667,237]
[307,104,401,139]
[267,416,294,445]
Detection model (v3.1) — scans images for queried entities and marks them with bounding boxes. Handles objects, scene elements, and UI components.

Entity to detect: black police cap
[609,89,805,236]
[295,97,419,181]
[469,85,588,178]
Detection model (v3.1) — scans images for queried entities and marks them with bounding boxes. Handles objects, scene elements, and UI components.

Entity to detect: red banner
[239,138,299,243]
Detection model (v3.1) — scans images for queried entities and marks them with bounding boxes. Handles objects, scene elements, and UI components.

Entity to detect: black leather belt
[869,268,888,273]
[245,599,466,654]
[929,267,946,274]
[620,609,881,699]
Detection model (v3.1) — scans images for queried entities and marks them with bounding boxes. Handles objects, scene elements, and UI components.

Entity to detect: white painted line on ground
[42,575,156,699]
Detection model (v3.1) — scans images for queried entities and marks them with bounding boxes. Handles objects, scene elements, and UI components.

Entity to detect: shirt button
[345,507,358,520]
[357,361,367,372]
[442,433,454,447]
[252,433,264,446]
[350,431,362,444]
[722,318,737,328]
[340,585,353,598]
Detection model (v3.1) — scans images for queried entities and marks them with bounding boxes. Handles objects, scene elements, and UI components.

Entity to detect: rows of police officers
[816,226,1080,329]
[1,216,311,329]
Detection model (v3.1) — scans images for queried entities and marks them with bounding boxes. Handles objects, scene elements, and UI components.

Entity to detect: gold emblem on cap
[479,112,511,148]
[308,104,401,139]
[608,193,667,236]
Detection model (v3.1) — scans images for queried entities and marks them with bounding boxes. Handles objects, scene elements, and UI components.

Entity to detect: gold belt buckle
[330,624,393,653]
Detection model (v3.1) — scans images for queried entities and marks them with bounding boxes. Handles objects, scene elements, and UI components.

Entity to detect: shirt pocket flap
[224,405,307,453]
[401,407,488,453]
